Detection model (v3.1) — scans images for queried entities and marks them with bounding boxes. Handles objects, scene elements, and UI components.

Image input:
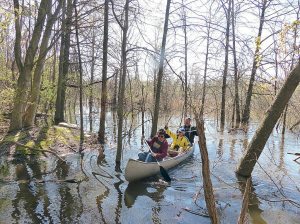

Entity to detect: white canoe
[125,144,195,182]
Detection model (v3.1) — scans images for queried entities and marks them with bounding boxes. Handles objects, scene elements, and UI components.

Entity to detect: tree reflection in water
[237,176,267,224]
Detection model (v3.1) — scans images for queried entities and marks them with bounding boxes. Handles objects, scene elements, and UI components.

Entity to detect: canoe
[125,144,195,182]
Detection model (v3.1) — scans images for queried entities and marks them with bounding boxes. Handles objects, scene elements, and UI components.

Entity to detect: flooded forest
[0,0,300,223]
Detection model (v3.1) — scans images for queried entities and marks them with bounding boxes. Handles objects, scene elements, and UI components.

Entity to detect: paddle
[144,139,171,182]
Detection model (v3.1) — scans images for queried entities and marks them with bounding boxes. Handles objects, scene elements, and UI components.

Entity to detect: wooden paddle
[144,139,171,182]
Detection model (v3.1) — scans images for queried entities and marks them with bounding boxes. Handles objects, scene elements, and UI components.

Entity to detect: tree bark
[231,0,241,128]
[151,0,171,137]
[9,0,49,131]
[74,0,84,145]
[200,21,210,115]
[195,114,219,224]
[116,0,129,163]
[237,178,251,224]
[89,25,96,132]
[236,60,300,177]
[182,1,188,118]
[54,0,73,124]
[24,0,62,127]
[98,0,109,144]
[220,0,232,132]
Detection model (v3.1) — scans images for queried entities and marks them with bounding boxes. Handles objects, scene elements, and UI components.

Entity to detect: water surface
[0,115,299,223]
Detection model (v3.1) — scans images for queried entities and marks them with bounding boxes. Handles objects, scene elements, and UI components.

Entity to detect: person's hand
[151,152,156,157]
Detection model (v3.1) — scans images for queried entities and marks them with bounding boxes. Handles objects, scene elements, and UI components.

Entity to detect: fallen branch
[287,152,300,156]
[182,207,210,217]
[11,141,65,162]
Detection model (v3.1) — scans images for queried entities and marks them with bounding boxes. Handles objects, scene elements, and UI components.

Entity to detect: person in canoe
[164,126,191,157]
[181,117,198,145]
[138,129,168,162]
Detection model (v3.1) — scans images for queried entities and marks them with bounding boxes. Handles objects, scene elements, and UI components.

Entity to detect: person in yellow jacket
[164,126,191,157]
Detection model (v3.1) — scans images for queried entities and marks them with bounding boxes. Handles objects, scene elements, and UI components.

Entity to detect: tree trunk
[151,0,171,137]
[74,0,84,145]
[231,0,241,128]
[98,0,109,144]
[220,0,232,132]
[241,0,268,127]
[182,1,188,118]
[116,0,129,163]
[195,114,219,224]
[9,0,49,131]
[200,3,212,115]
[89,26,96,132]
[24,0,62,127]
[112,69,118,108]
[236,60,300,177]
[54,0,73,124]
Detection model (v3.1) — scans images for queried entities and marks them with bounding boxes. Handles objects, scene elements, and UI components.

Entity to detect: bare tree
[10,0,51,131]
[112,0,130,164]
[98,0,109,144]
[241,0,269,127]
[220,0,232,131]
[231,0,241,128]
[151,0,171,137]
[23,0,62,127]
[55,0,74,125]
[236,60,300,177]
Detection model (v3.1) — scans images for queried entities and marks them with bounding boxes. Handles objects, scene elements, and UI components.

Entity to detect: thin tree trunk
[116,0,129,163]
[241,0,268,127]
[237,178,251,224]
[74,0,84,145]
[151,0,171,137]
[201,20,211,115]
[24,0,62,127]
[195,113,219,224]
[231,0,241,128]
[98,0,109,143]
[236,60,300,177]
[220,0,232,132]
[182,1,188,118]
[54,0,73,124]
[89,26,96,132]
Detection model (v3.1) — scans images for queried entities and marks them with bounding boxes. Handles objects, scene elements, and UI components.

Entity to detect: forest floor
[0,118,102,159]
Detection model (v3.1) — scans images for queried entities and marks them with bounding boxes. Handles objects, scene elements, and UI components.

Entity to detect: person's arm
[146,137,156,148]
[154,141,168,159]
[165,128,176,140]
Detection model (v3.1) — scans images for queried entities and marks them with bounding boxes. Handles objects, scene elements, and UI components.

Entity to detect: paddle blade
[159,166,171,182]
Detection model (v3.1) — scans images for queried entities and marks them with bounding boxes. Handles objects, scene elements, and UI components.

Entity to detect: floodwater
[0,113,300,224]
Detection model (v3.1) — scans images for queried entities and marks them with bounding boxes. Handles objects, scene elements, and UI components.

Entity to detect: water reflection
[124,181,166,208]
[217,139,224,159]
[1,114,300,223]
[278,135,285,170]
[230,139,236,161]
[237,176,267,224]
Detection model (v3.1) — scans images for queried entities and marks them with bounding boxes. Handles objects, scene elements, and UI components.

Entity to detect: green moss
[2,131,29,143]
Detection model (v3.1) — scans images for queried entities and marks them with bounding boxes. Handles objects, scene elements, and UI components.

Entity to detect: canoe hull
[125,145,195,182]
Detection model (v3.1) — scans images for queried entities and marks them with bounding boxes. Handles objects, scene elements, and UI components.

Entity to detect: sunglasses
[158,135,165,138]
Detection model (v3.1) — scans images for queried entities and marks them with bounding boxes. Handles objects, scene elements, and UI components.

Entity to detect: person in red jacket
[138,129,168,162]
